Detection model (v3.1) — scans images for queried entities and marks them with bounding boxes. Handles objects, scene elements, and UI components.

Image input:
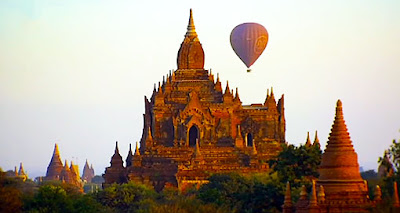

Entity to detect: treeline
[0,141,397,212]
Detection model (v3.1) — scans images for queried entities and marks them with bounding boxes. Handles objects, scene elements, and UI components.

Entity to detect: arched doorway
[188,126,199,147]
[246,133,253,147]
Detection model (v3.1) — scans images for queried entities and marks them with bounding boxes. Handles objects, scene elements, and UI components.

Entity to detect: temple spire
[283,181,293,208]
[225,81,231,95]
[114,141,120,155]
[46,143,64,180]
[177,9,204,69]
[328,100,352,145]
[313,130,320,147]
[186,9,197,37]
[309,180,318,207]
[126,143,134,167]
[135,141,140,156]
[305,132,311,147]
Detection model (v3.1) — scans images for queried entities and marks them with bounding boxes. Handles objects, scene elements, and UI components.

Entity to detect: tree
[268,144,322,186]
[197,173,284,212]
[0,169,23,213]
[93,182,158,213]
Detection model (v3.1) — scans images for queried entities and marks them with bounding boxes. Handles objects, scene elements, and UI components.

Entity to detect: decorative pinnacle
[54,143,60,156]
[64,159,70,170]
[135,141,140,156]
[309,180,318,207]
[327,99,352,145]
[115,141,119,154]
[185,9,197,37]
[313,130,320,146]
[305,132,311,147]
[147,127,153,140]
[283,181,292,207]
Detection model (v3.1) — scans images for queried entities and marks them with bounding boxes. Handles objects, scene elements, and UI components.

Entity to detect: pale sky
[1,1,400,178]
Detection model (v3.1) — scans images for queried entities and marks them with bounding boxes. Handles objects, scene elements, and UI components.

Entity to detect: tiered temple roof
[103,9,285,191]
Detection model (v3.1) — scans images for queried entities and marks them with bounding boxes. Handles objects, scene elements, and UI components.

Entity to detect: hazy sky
[1,1,400,178]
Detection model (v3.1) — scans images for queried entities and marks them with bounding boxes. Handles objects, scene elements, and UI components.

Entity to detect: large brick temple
[103,9,285,191]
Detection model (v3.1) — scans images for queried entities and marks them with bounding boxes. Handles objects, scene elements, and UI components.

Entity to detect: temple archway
[188,125,199,147]
[246,133,253,147]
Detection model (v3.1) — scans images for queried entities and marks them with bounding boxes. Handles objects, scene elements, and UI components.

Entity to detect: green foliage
[197,173,284,212]
[382,139,400,173]
[93,182,158,213]
[268,144,322,185]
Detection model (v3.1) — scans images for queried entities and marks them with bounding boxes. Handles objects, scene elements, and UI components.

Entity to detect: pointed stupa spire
[147,127,153,141]
[177,9,204,69]
[110,141,123,168]
[234,87,241,102]
[319,100,362,181]
[214,73,222,92]
[313,130,320,147]
[18,162,25,176]
[309,180,318,207]
[270,87,275,99]
[135,141,140,156]
[114,141,120,155]
[283,181,293,207]
[46,143,64,180]
[64,160,70,171]
[185,9,197,37]
[224,81,231,94]
[393,182,400,207]
[305,132,311,147]
[14,166,18,176]
[318,100,368,202]
[329,100,351,145]
[126,143,134,167]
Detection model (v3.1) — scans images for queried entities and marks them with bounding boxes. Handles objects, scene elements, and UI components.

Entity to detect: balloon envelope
[230,23,269,68]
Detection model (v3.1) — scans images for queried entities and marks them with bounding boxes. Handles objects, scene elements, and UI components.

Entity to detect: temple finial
[147,127,153,141]
[115,141,120,154]
[135,141,140,156]
[313,130,320,147]
[283,181,293,207]
[309,180,318,207]
[305,132,311,147]
[186,9,197,37]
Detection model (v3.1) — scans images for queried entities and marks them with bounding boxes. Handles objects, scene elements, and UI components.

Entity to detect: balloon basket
[247,69,251,73]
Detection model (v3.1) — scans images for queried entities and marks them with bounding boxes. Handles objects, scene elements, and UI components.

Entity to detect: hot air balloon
[230,23,269,72]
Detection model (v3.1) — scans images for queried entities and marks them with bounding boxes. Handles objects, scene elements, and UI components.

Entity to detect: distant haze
[1,1,399,177]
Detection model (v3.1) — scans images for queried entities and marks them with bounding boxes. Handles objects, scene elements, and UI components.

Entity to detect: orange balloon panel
[230,23,269,68]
